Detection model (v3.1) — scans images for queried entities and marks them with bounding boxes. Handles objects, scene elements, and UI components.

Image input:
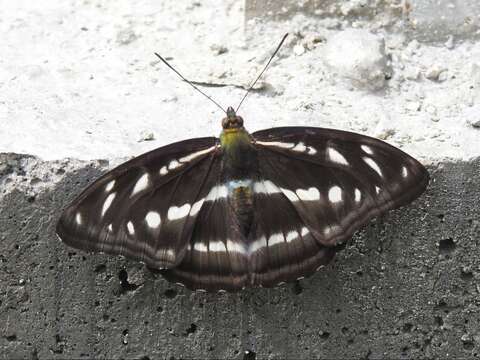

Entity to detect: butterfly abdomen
[220,127,258,238]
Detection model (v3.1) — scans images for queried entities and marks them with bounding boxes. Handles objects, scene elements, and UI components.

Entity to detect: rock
[138,130,155,142]
[210,44,228,56]
[293,44,306,56]
[463,105,480,128]
[323,28,390,91]
[116,29,138,45]
[425,65,447,81]
[445,35,455,50]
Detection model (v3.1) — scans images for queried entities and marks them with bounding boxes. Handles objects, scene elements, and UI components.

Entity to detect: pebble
[116,29,138,45]
[323,29,390,91]
[445,35,455,50]
[425,65,447,81]
[138,130,155,142]
[210,44,228,56]
[463,105,480,128]
[293,44,306,56]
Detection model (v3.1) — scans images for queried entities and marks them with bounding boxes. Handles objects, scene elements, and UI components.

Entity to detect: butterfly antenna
[235,33,289,113]
[154,52,227,115]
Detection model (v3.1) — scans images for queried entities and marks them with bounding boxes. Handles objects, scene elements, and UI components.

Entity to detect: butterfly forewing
[253,127,429,247]
[56,137,219,269]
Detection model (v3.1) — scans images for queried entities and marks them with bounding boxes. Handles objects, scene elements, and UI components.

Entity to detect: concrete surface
[246,0,480,43]
[2,0,480,358]
[0,156,479,359]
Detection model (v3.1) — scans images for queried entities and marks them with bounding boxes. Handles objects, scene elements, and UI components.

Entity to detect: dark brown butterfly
[56,35,429,292]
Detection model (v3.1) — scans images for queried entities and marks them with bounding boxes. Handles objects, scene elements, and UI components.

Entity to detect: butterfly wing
[244,126,429,286]
[253,126,429,247]
[161,185,249,292]
[56,137,220,269]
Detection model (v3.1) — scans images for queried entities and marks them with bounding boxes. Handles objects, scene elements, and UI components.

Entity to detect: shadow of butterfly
[56,35,429,292]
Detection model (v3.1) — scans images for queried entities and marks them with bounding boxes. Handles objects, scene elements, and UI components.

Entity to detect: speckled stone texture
[0,154,479,359]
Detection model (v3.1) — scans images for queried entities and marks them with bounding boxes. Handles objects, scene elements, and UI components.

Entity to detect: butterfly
[56,34,429,292]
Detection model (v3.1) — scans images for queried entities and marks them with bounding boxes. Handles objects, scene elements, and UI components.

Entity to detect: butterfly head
[222,106,244,130]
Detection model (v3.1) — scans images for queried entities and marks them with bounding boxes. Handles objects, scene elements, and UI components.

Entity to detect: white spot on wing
[168,160,181,170]
[281,188,299,202]
[205,185,228,201]
[301,227,309,237]
[328,186,343,203]
[402,166,408,178]
[254,180,281,194]
[209,240,226,252]
[264,180,280,194]
[268,233,284,246]
[375,186,381,194]
[190,198,205,216]
[307,146,317,155]
[226,239,246,254]
[101,193,116,217]
[75,212,82,225]
[296,187,320,201]
[285,231,298,243]
[145,211,161,228]
[256,140,294,149]
[323,225,340,236]
[105,180,115,192]
[327,147,349,166]
[361,145,374,155]
[159,166,168,176]
[166,249,175,259]
[354,188,362,202]
[292,142,307,152]
[194,241,208,252]
[127,221,135,235]
[167,204,191,220]
[179,146,216,163]
[107,223,113,232]
[364,157,383,177]
[249,236,267,254]
[131,173,149,196]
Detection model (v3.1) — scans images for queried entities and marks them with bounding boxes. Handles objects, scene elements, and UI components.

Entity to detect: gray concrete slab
[1,153,479,359]
[246,0,480,43]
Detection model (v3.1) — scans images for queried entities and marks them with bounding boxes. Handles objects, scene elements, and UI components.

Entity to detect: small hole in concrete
[94,264,106,273]
[5,334,17,341]
[341,326,349,334]
[320,331,330,340]
[122,329,128,345]
[436,214,445,222]
[438,238,455,253]
[156,306,163,313]
[402,323,413,332]
[460,270,474,281]
[243,350,256,360]
[292,281,302,295]
[164,289,177,299]
[186,323,197,335]
[463,341,474,351]
[118,269,138,292]
[434,316,443,327]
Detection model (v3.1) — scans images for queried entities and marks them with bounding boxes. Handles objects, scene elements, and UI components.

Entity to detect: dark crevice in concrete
[118,269,139,293]
[438,238,456,253]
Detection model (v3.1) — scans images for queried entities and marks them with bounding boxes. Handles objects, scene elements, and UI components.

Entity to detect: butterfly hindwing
[248,180,336,287]
[253,127,429,247]
[56,137,219,269]
[162,181,249,292]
